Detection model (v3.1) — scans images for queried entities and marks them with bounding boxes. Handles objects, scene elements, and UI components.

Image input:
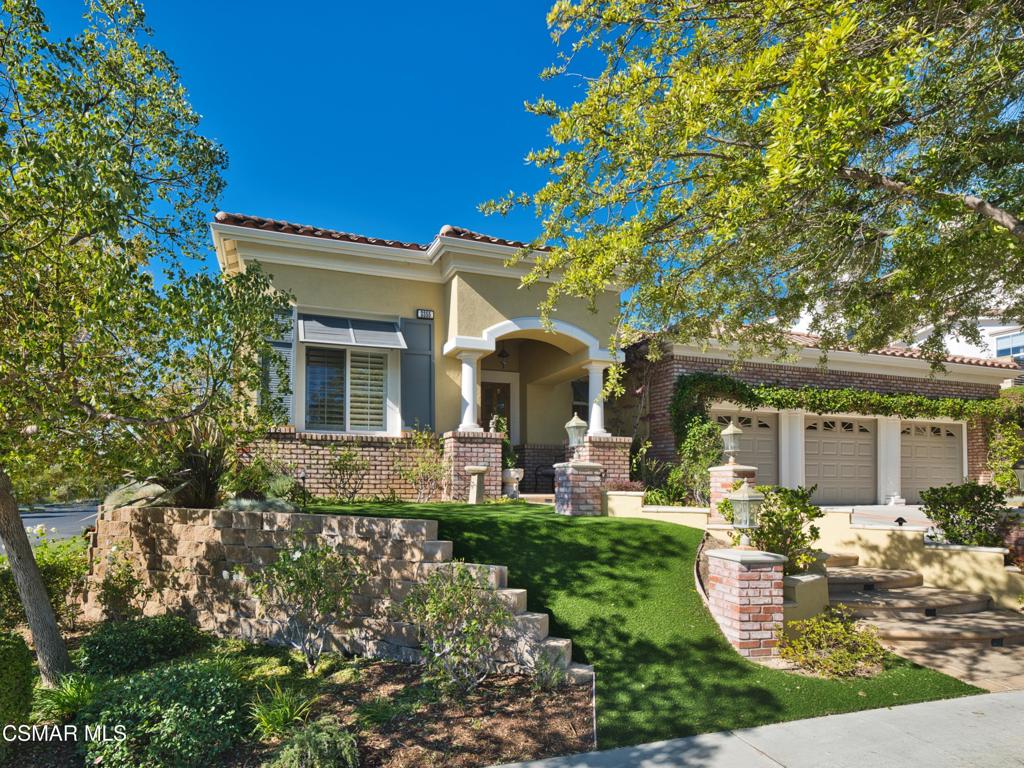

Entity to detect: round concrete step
[825,552,860,568]
[832,586,991,618]
[868,610,1024,646]
[827,566,923,591]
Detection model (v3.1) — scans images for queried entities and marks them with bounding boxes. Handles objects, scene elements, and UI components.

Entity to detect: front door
[481,381,511,433]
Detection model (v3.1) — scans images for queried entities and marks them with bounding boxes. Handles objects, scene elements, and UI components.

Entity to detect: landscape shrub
[249,682,318,740]
[95,546,152,622]
[988,420,1024,494]
[0,526,88,631]
[0,631,33,751]
[80,658,249,768]
[779,607,886,678]
[33,673,105,723]
[394,429,447,502]
[326,445,369,503]
[630,439,670,488]
[79,614,207,676]
[395,561,513,696]
[921,481,1014,547]
[676,418,723,505]
[490,415,519,470]
[225,454,277,499]
[720,485,824,574]
[266,716,359,768]
[246,535,364,672]
[129,416,231,509]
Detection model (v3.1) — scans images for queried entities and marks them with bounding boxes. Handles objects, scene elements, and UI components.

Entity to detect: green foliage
[780,607,886,678]
[721,486,824,574]
[989,420,1024,494]
[489,0,1024,366]
[266,716,360,768]
[33,673,105,723]
[225,454,278,498]
[249,682,318,741]
[80,658,248,768]
[677,419,723,506]
[920,482,1013,547]
[394,429,447,503]
[530,652,567,692]
[354,691,421,728]
[79,614,207,676]
[326,445,370,503]
[0,631,33,733]
[224,497,298,514]
[630,439,670,488]
[490,415,519,470]
[394,561,513,696]
[670,375,758,443]
[246,534,365,672]
[95,547,152,622]
[268,473,299,502]
[0,526,88,631]
[131,417,231,509]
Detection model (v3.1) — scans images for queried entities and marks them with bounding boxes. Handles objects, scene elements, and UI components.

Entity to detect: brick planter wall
[554,462,604,516]
[705,549,786,658]
[577,435,632,488]
[82,506,589,682]
[442,431,502,502]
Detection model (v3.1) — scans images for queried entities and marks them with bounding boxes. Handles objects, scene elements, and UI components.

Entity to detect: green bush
[266,716,359,768]
[393,429,446,503]
[80,658,248,768]
[921,481,1013,547]
[721,485,824,574]
[33,673,105,723]
[249,682,318,740]
[779,607,886,678]
[95,547,152,622]
[0,631,33,748]
[0,527,89,631]
[676,418,723,505]
[394,561,513,696]
[325,445,370,503]
[79,614,207,676]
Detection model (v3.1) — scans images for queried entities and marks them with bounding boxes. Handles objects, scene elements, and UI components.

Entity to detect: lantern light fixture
[1013,458,1024,495]
[721,420,743,464]
[565,413,588,451]
[728,479,763,548]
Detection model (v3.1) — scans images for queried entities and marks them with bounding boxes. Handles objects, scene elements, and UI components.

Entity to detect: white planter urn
[502,468,525,499]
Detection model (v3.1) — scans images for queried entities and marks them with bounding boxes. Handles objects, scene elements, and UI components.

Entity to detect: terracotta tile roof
[437,224,546,251]
[784,330,1021,370]
[214,212,429,251]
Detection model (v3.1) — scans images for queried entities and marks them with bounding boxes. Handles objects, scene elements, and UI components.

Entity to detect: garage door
[804,417,876,505]
[712,411,778,486]
[901,423,963,504]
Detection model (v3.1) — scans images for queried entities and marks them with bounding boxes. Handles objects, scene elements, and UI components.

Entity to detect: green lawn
[316,501,979,749]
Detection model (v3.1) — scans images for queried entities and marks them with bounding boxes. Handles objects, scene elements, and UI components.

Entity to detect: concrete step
[519,493,555,505]
[824,552,860,568]
[827,566,923,592]
[564,662,595,686]
[869,611,1024,647]
[540,637,573,669]
[833,586,992,619]
[514,611,550,641]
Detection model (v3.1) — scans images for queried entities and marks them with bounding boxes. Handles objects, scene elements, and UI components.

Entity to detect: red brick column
[709,463,757,523]
[554,462,604,516]
[443,431,502,502]
[577,435,632,488]
[706,549,786,658]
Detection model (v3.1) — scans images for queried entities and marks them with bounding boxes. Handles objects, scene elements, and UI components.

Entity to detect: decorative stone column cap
[553,461,603,471]
[705,549,788,566]
[464,465,489,475]
[709,464,758,473]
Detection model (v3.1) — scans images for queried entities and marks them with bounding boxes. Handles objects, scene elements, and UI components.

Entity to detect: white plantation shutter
[348,351,387,431]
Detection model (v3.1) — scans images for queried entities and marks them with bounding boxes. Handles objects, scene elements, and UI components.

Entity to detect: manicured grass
[316,501,980,749]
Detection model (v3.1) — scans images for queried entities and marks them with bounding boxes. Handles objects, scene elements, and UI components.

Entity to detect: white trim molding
[443,316,620,364]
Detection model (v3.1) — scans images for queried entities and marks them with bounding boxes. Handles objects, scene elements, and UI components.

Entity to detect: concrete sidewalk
[497,691,1024,768]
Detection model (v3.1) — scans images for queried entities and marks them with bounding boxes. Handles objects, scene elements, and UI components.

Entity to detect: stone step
[827,566,923,592]
[833,587,992,619]
[868,611,1024,647]
[514,611,550,641]
[824,552,859,568]
[564,662,595,686]
[540,637,573,669]
[496,588,528,614]
[519,493,555,505]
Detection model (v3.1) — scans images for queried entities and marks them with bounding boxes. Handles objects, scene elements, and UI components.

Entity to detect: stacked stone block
[709,464,757,523]
[705,549,786,658]
[554,462,604,516]
[443,431,502,501]
[576,435,632,487]
[82,506,591,683]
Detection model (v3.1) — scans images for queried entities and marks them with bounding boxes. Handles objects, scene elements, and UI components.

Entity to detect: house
[903,316,1024,387]
[210,212,628,497]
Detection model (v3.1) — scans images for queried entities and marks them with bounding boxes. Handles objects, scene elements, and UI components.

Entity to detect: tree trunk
[0,467,71,686]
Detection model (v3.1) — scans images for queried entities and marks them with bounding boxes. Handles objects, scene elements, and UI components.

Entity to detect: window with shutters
[348,351,387,431]
[304,347,388,432]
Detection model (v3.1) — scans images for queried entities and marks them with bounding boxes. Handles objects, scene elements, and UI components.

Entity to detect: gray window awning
[298,314,407,349]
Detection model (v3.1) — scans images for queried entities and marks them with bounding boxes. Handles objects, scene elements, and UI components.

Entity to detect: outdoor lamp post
[565,413,588,460]
[728,480,764,548]
[721,420,742,464]
[1013,458,1024,495]
[297,468,308,509]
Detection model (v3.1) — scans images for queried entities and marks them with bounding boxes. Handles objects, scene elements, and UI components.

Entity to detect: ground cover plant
[79,614,208,676]
[779,607,887,678]
[317,501,979,749]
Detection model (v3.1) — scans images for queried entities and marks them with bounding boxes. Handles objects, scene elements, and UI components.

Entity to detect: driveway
[497,691,1024,768]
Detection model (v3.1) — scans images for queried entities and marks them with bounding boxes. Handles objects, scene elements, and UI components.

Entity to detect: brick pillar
[706,549,786,658]
[576,435,632,488]
[553,462,604,516]
[443,431,502,502]
[709,463,757,523]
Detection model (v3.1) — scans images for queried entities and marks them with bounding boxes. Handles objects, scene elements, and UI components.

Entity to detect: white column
[584,362,610,436]
[876,416,904,505]
[777,409,806,489]
[457,352,483,431]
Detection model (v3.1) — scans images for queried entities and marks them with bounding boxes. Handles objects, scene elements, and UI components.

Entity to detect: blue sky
[46,1,576,270]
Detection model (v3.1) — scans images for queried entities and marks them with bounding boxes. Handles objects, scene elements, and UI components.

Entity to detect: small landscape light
[894,516,907,527]
[728,480,763,548]
[721,421,742,464]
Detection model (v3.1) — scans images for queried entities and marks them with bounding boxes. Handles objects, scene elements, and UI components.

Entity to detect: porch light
[721,421,742,464]
[728,480,763,548]
[565,413,588,450]
[1013,458,1024,494]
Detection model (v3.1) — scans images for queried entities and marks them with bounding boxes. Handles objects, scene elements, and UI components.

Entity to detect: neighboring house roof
[213,212,543,253]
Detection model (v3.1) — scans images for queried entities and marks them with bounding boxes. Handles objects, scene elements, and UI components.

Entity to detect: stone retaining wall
[82,506,586,681]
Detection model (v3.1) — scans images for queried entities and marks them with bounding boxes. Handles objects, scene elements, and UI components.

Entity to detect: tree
[490,0,1024,366]
[0,1,290,684]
